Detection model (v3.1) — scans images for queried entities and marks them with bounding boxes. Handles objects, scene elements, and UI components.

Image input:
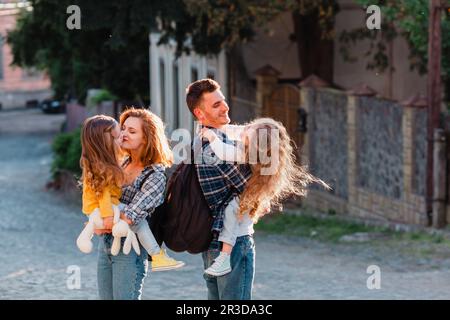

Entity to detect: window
[173,62,180,129]
[159,58,165,121]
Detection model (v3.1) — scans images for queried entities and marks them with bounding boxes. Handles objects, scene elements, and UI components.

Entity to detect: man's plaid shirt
[120,160,166,225]
[193,125,252,243]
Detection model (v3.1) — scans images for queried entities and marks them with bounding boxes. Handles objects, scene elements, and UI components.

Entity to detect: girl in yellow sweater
[76,115,124,254]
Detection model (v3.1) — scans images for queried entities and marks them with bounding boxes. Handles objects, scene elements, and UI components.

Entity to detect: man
[185,79,255,300]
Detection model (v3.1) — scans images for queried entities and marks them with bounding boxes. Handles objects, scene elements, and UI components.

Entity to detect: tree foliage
[9,0,447,104]
[339,0,450,102]
[7,0,339,103]
[8,0,181,103]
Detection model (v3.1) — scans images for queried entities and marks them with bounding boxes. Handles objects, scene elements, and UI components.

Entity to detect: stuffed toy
[76,205,140,255]
[111,212,141,256]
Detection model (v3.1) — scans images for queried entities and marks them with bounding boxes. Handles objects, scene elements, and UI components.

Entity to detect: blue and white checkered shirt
[120,160,166,226]
[193,125,252,245]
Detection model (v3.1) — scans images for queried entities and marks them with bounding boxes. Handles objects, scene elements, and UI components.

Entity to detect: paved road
[1,109,450,299]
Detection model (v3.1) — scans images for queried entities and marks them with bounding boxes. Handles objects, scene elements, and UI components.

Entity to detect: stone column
[403,107,414,197]
[433,128,447,228]
[346,83,378,215]
[400,94,428,225]
[347,95,358,210]
[298,74,330,167]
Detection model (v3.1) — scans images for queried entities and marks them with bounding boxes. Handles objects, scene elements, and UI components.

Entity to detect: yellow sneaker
[151,249,185,272]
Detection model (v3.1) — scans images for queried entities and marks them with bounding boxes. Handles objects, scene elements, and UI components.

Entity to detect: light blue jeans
[202,235,255,300]
[218,197,239,247]
[118,203,160,256]
[130,221,161,256]
[97,234,149,300]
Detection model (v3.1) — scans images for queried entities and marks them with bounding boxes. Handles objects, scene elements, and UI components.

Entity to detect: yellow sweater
[82,179,122,218]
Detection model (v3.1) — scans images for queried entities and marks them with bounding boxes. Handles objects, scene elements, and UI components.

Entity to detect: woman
[94,108,181,300]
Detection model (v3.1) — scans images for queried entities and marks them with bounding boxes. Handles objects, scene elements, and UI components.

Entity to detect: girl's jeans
[130,221,161,256]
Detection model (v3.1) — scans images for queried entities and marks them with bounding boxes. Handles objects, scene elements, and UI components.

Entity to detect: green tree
[7,0,339,103]
[7,0,181,103]
[339,0,450,105]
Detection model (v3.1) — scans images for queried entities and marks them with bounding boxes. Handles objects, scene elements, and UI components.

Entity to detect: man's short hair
[186,79,220,116]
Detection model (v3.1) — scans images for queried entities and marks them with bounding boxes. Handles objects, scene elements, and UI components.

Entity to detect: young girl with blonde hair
[200,117,329,276]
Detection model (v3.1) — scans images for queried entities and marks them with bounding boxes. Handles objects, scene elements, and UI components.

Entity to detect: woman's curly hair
[119,108,173,167]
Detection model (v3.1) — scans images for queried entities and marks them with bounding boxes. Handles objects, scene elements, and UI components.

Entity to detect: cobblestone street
[1,109,450,300]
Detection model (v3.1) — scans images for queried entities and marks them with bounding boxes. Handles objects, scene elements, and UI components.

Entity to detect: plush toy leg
[76,209,103,254]
[91,208,104,229]
[130,231,141,256]
[110,204,122,256]
[76,220,95,253]
[123,230,140,255]
[111,219,129,256]
[111,236,121,256]
[123,231,132,255]
[112,205,121,224]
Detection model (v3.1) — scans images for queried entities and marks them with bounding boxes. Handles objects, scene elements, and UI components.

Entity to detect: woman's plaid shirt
[120,160,166,226]
[193,126,252,238]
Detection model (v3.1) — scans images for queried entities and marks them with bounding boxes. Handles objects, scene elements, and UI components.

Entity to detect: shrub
[51,127,82,178]
[90,89,117,105]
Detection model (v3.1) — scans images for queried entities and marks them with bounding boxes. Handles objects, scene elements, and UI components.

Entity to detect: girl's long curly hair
[80,115,124,198]
[119,108,173,167]
[238,118,330,222]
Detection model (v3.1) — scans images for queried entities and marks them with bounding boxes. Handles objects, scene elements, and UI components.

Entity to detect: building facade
[149,32,227,134]
[0,1,51,109]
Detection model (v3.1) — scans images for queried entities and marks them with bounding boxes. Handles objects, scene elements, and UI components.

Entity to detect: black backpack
[147,161,214,254]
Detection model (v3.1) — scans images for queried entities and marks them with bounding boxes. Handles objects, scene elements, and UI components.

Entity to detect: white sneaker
[204,253,231,277]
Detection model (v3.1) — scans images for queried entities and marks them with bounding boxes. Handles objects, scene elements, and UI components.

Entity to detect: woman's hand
[93,213,130,235]
[94,228,112,235]
[103,216,114,230]
[120,213,133,225]
[200,128,217,142]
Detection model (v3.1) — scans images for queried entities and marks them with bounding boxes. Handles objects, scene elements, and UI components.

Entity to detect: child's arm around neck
[222,124,245,141]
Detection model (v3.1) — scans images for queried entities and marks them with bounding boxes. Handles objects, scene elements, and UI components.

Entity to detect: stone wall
[0,11,52,109]
[301,87,428,226]
[65,101,116,132]
[356,97,403,199]
[309,89,348,200]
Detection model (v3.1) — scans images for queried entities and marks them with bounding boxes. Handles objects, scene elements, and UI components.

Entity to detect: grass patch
[255,212,450,247]
[392,231,449,245]
[255,213,389,242]
[255,212,450,261]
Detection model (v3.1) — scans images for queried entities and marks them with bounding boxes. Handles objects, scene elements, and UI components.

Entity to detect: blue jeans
[202,235,255,300]
[97,234,149,300]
